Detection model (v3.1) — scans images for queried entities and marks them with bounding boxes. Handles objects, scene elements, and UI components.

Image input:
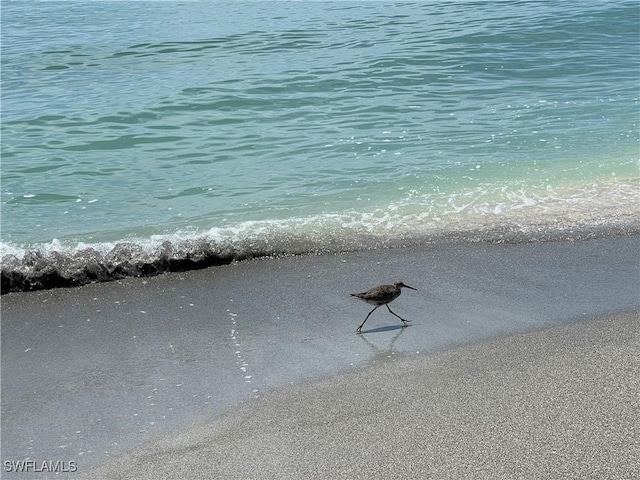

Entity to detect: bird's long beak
[402,283,417,290]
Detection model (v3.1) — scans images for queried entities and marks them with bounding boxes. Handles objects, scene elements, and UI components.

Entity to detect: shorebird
[350,281,417,334]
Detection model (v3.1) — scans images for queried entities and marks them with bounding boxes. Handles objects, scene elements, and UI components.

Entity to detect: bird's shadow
[358,324,411,335]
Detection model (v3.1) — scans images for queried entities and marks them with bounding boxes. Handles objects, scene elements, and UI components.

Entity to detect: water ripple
[1,0,638,253]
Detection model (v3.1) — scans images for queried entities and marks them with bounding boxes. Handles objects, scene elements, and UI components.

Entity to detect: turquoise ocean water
[1,0,638,291]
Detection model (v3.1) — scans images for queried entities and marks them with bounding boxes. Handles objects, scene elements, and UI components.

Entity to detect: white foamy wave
[2,179,638,293]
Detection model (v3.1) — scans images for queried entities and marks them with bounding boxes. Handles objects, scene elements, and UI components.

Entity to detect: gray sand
[86,311,639,480]
[2,236,639,478]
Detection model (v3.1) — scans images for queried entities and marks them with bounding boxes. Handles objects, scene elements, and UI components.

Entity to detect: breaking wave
[2,179,638,293]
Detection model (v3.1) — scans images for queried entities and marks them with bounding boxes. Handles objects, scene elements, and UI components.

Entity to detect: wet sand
[85,311,640,480]
[2,235,639,478]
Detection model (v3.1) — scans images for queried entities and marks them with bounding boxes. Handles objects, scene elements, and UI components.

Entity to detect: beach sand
[2,235,639,479]
[85,311,640,480]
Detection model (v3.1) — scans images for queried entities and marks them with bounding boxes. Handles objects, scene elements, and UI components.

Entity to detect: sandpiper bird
[350,281,417,334]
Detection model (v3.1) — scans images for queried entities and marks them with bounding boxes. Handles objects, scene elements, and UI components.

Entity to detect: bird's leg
[386,304,411,325]
[356,306,379,334]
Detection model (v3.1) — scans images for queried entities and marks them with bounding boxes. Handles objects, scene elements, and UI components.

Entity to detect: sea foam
[2,179,638,293]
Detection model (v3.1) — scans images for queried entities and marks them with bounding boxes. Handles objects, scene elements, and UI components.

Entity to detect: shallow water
[1,0,638,290]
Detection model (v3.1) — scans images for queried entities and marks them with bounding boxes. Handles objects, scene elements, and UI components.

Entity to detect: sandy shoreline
[2,235,639,478]
[84,311,640,480]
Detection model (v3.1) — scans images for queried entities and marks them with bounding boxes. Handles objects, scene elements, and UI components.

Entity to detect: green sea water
[1,0,638,287]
